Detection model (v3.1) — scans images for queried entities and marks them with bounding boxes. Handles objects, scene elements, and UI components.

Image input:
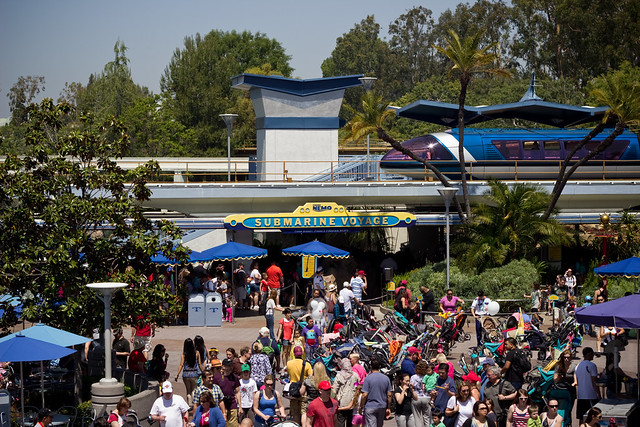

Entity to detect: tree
[321,16,402,112]
[434,29,510,221]
[388,6,439,91]
[543,64,640,219]
[7,75,45,124]
[453,179,572,273]
[344,90,465,219]
[0,99,188,334]
[78,40,150,119]
[161,30,292,156]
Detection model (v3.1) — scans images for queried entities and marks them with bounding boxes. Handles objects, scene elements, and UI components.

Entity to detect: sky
[0,0,455,120]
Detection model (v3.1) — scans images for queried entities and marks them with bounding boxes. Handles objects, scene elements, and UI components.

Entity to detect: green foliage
[161,30,292,156]
[78,40,150,119]
[0,99,188,334]
[453,179,573,273]
[398,258,539,300]
[7,75,46,125]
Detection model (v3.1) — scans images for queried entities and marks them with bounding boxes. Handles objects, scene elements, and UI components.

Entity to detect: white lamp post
[220,114,238,181]
[437,187,458,289]
[86,282,127,412]
[358,77,377,179]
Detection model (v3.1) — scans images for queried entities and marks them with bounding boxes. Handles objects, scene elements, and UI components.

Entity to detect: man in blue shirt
[349,270,367,301]
[431,363,456,413]
[360,358,391,427]
[400,346,420,376]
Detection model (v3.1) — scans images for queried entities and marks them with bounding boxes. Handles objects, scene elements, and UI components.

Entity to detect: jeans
[265,314,275,339]
[337,409,353,427]
[475,317,483,346]
[411,396,431,427]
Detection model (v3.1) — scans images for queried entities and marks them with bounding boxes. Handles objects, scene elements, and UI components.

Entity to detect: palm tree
[345,90,466,219]
[543,70,640,219]
[434,30,510,221]
[454,179,572,273]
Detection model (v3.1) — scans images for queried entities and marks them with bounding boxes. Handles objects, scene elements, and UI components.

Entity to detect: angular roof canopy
[231,73,364,96]
[397,73,608,128]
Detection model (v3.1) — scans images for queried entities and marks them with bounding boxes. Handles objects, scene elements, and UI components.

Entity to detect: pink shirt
[440,296,460,313]
[352,363,367,383]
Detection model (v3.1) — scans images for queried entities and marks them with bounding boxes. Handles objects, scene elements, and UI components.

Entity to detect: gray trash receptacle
[188,293,205,327]
[0,390,10,427]
[205,292,223,327]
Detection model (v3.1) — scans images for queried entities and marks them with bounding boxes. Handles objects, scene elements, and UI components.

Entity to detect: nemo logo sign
[224,202,416,232]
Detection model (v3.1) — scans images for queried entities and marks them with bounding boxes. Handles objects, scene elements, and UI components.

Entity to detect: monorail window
[491,140,520,159]
[522,140,542,160]
[584,140,631,160]
[543,140,562,160]
[383,135,453,161]
[564,141,585,159]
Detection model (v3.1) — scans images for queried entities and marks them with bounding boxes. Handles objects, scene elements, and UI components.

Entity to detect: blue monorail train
[380,128,640,180]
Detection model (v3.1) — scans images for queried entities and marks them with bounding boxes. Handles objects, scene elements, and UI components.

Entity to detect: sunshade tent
[0,323,90,408]
[0,334,76,425]
[575,294,640,398]
[282,239,350,259]
[192,241,268,262]
[594,257,640,278]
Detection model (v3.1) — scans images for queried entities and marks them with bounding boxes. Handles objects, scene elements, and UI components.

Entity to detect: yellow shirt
[287,358,312,382]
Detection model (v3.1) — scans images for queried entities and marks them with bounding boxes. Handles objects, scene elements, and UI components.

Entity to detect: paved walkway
[149,308,638,425]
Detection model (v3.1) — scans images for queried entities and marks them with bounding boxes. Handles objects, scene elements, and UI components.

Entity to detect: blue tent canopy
[575,294,640,329]
[0,323,90,347]
[594,257,640,278]
[192,241,268,262]
[282,239,350,259]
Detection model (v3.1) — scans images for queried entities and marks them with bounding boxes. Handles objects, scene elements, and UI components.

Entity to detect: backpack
[284,359,306,398]
[512,348,531,373]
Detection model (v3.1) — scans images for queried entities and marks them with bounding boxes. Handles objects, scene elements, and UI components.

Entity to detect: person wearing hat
[127,337,147,373]
[150,381,190,427]
[312,266,325,297]
[192,368,226,415]
[394,280,412,299]
[339,281,361,318]
[349,270,368,301]
[307,380,339,427]
[112,328,130,370]
[401,346,421,376]
[256,326,281,372]
[286,345,312,424]
[325,282,338,324]
[215,358,241,426]
[237,364,257,422]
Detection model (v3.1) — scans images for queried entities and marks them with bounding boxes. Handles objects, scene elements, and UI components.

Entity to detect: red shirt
[128,349,147,373]
[306,397,338,427]
[134,315,151,337]
[266,265,283,289]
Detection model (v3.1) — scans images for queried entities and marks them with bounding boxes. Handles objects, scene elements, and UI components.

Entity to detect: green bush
[395,258,539,302]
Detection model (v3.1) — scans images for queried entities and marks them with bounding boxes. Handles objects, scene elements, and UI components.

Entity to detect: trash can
[188,293,205,327]
[0,389,10,427]
[205,292,223,327]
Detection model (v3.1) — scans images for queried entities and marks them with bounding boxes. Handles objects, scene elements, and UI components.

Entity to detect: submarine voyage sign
[224,202,416,232]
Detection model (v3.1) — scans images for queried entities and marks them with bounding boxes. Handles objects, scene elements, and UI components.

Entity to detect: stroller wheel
[464,333,471,341]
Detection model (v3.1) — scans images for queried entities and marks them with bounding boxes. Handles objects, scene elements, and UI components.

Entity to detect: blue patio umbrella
[282,239,350,259]
[0,334,76,425]
[192,240,268,262]
[594,256,640,278]
[0,323,90,347]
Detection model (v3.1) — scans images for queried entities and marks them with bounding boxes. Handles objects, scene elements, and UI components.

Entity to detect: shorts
[134,336,152,353]
[281,339,290,346]
[250,284,260,294]
[531,308,539,313]
[234,285,247,301]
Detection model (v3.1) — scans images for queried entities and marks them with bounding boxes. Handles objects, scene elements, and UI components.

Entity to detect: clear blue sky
[0,0,455,120]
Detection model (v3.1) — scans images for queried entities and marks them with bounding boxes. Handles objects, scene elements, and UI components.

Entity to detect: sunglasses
[265,383,274,387]
[548,405,558,408]
[519,398,528,401]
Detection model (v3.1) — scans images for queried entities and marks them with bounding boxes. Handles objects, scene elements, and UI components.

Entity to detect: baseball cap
[293,346,303,356]
[407,346,419,355]
[480,357,495,366]
[462,371,481,382]
[318,380,331,390]
[400,280,407,285]
[358,270,366,276]
[211,359,222,368]
[343,281,351,288]
[317,266,324,272]
[259,327,270,336]
[241,363,251,372]
[162,381,173,393]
